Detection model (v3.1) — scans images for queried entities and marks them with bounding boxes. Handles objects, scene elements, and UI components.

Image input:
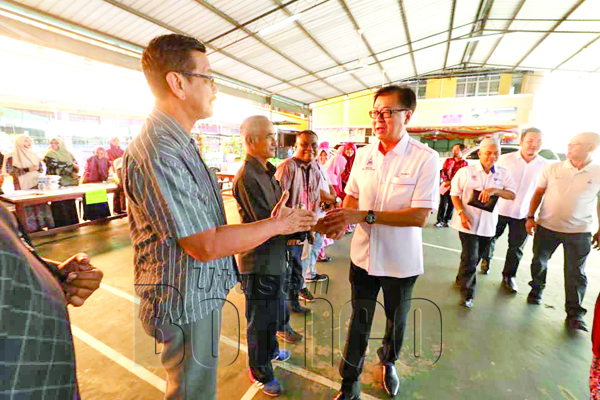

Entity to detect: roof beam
[194,0,345,97]
[461,0,495,66]
[99,0,321,100]
[443,0,457,70]
[552,34,600,71]
[513,0,586,69]
[481,0,526,66]
[338,0,392,84]
[397,0,418,76]
[272,0,369,90]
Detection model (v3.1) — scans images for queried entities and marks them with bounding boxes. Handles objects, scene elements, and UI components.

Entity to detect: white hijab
[11,134,41,169]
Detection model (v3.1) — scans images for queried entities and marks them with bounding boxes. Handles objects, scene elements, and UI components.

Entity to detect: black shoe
[276,328,303,344]
[527,291,542,305]
[377,347,400,396]
[434,222,444,228]
[501,276,518,293]
[332,391,360,400]
[566,318,588,332]
[459,297,474,309]
[442,222,449,227]
[290,303,311,314]
[480,260,490,275]
[298,287,315,302]
[333,381,360,400]
[317,256,333,263]
[305,273,328,283]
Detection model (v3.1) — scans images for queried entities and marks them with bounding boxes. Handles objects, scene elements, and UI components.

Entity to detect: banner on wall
[314,128,366,145]
[442,114,463,124]
[471,107,517,123]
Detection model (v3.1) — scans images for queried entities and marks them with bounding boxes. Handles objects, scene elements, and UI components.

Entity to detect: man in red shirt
[436,143,467,227]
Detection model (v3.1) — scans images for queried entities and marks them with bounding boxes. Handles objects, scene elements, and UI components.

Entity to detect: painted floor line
[239,383,261,400]
[98,283,383,400]
[70,325,166,394]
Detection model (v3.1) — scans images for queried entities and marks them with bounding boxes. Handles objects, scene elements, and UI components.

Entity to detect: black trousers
[481,216,529,277]
[529,225,591,319]
[340,263,417,390]
[436,192,454,224]
[242,274,288,383]
[457,232,493,299]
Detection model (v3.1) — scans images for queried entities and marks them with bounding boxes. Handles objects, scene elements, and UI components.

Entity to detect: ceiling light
[325,69,360,80]
[453,32,508,43]
[258,14,302,36]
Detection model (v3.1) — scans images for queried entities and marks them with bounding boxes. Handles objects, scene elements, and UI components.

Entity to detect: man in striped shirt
[123,34,317,400]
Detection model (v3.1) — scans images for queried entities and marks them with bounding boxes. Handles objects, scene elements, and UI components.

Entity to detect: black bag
[468,189,499,213]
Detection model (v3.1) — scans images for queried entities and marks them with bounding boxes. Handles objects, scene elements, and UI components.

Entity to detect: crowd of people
[0,135,127,230]
[2,32,599,400]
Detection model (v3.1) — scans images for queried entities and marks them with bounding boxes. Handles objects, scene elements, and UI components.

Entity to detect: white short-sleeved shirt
[317,163,332,192]
[450,162,516,237]
[496,151,548,220]
[537,160,600,234]
[345,133,440,278]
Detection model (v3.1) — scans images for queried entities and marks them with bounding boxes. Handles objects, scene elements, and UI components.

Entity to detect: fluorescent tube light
[258,14,302,35]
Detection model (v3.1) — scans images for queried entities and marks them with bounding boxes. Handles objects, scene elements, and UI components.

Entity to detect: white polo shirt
[496,151,548,220]
[450,162,516,237]
[344,133,440,278]
[537,160,600,234]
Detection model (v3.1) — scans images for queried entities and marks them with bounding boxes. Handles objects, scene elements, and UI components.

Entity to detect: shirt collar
[476,161,496,174]
[246,155,276,176]
[292,157,316,170]
[377,132,409,157]
[149,107,195,148]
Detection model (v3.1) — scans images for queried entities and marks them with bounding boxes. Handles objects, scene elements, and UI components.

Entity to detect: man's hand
[459,212,472,230]
[525,219,537,236]
[29,165,39,172]
[58,253,103,307]
[593,231,599,250]
[315,208,364,239]
[271,191,318,235]
[478,188,495,204]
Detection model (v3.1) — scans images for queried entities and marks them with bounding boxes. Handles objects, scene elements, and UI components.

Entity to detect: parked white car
[442,144,561,167]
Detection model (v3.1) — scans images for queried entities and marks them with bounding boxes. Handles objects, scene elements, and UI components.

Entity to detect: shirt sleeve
[233,174,273,222]
[411,152,441,209]
[126,157,218,240]
[440,159,450,182]
[537,164,552,189]
[275,161,292,192]
[450,168,467,197]
[501,168,516,193]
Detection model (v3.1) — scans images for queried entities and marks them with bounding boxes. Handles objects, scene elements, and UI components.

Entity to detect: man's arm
[592,198,599,250]
[525,186,546,235]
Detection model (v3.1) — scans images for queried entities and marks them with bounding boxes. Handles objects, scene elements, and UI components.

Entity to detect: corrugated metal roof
[3,0,600,105]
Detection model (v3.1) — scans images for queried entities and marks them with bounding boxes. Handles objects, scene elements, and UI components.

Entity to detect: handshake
[271,191,361,241]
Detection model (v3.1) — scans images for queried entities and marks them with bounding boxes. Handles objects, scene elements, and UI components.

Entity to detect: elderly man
[232,115,304,396]
[450,138,516,309]
[321,86,440,399]
[436,143,467,228]
[478,128,548,292]
[1,202,103,399]
[122,34,316,399]
[275,130,323,312]
[526,132,600,332]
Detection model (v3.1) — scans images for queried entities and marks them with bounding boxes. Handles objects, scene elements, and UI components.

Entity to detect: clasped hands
[57,253,103,307]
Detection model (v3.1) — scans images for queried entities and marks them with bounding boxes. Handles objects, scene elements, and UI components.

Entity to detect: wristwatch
[366,210,376,224]
[526,215,535,220]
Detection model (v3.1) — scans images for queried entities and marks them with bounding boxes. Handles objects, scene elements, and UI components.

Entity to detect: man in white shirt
[479,128,547,293]
[526,132,600,332]
[320,86,439,400]
[450,139,516,309]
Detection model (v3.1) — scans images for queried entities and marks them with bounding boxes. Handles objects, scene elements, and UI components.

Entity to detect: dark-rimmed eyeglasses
[368,109,410,119]
[179,71,215,85]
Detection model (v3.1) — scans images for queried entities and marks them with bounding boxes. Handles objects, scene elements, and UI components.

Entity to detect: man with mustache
[122,34,317,400]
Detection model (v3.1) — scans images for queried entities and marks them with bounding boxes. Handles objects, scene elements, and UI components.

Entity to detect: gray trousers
[142,309,222,400]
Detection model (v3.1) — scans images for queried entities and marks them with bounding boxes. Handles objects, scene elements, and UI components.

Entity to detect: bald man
[232,116,302,396]
[450,138,516,309]
[526,132,600,331]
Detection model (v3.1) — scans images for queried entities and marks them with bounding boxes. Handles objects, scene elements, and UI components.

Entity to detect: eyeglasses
[368,109,410,119]
[179,71,215,85]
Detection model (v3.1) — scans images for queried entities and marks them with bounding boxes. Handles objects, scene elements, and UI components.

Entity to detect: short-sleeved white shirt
[344,133,440,278]
[450,162,516,237]
[537,160,600,234]
[496,151,548,220]
[317,163,332,192]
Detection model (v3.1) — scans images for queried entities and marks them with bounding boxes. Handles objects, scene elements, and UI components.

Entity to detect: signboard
[442,114,463,124]
[85,189,108,205]
[471,108,517,123]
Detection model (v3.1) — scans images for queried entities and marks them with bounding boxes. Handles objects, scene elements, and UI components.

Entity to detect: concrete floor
[33,196,599,400]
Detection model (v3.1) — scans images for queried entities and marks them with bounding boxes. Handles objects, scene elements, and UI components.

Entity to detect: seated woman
[6,135,54,232]
[106,137,126,214]
[43,137,80,227]
[81,147,111,221]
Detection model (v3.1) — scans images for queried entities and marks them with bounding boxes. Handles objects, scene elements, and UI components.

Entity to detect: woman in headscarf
[81,147,111,220]
[324,146,347,199]
[43,137,80,227]
[106,137,124,163]
[5,135,54,232]
[339,142,357,196]
[111,157,126,215]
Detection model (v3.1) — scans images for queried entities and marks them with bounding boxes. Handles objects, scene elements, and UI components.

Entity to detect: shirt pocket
[388,176,417,207]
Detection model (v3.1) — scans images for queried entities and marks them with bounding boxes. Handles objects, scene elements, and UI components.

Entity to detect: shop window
[405,80,427,99]
[456,75,501,97]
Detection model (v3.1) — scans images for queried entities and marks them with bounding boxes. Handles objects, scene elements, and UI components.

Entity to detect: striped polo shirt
[123,108,238,325]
